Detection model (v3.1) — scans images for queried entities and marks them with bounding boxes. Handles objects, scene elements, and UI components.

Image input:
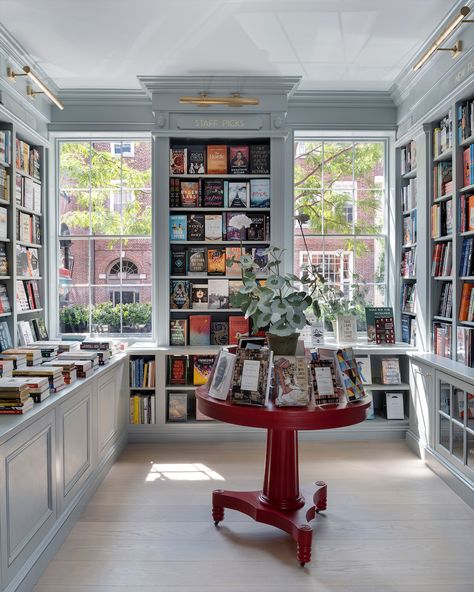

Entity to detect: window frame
[50,133,153,341]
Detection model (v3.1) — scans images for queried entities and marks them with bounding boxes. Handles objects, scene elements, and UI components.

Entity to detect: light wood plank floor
[34,440,474,592]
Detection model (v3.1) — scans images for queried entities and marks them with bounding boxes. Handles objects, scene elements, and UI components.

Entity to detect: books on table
[231,348,273,407]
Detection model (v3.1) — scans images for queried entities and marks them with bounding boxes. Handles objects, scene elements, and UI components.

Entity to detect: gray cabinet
[409,360,434,449]
[96,364,124,461]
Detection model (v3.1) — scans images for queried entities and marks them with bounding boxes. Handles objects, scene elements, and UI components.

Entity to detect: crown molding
[138,75,301,98]
[58,88,151,106]
[289,90,395,109]
[390,0,473,106]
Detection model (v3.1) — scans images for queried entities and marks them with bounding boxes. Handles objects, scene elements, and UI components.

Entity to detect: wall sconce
[413,6,471,71]
[179,93,259,107]
[7,65,64,110]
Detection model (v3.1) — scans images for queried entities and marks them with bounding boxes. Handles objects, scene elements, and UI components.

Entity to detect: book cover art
[203,180,224,207]
[208,350,235,400]
[381,358,401,384]
[180,181,200,207]
[32,182,41,213]
[170,280,190,309]
[228,182,248,208]
[226,212,245,241]
[189,315,211,346]
[206,145,227,175]
[168,355,187,385]
[191,283,208,310]
[207,248,226,275]
[205,214,222,241]
[168,393,188,421]
[225,246,242,276]
[334,348,366,402]
[170,248,187,275]
[169,215,187,241]
[365,306,395,344]
[229,146,249,175]
[208,279,229,309]
[211,321,229,345]
[247,213,265,241]
[355,355,372,385]
[0,244,8,276]
[170,319,188,346]
[188,247,207,275]
[228,280,243,308]
[187,214,205,241]
[250,178,270,208]
[310,359,339,404]
[231,348,273,407]
[0,207,7,238]
[253,247,268,274]
[193,355,216,386]
[170,147,187,174]
[273,355,310,407]
[229,316,250,345]
[187,145,206,174]
[249,144,270,175]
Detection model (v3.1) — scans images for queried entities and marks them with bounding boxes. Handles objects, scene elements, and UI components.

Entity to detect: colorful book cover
[207,248,226,275]
[211,321,229,345]
[187,214,205,241]
[168,393,188,421]
[247,213,265,241]
[205,214,222,241]
[187,145,206,174]
[228,280,243,307]
[225,247,242,276]
[180,181,200,207]
[169,215,187,241]
[170,319,188,346]
[189,315,211,346]
[168,356,187,384]
[226,212,245,241]
[203,180,224,207]
[229,146,249,175]
[365,306,395,344]
[334,348,366,402]
[229,316,250,345]
[193,355,216,386]
[170,248,187,275]
[249,144,270,175]
[170,280,190,309]
[228,182,248,208]
[188,247,207,275]
[250,178,270,208]
[170,147,187,174]
[231,348,273,407]
[208,279,229,309]
[253,247,268,274]
[191,283,208,310]
[381,358,401,384]
[206,145,227,175]
[273,355,310,407]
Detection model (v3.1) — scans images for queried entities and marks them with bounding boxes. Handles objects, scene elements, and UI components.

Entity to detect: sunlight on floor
[146,462,225,482]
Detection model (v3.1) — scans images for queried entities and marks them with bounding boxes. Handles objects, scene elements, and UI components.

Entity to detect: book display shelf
[399,139,418,347]
[129,354,156,425]
[0,120,45,350]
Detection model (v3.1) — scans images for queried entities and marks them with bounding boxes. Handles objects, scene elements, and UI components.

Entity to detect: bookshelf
[168,138,271,351]
[0,120,46,349]
[399,139,418,346]
[129,354,157,424]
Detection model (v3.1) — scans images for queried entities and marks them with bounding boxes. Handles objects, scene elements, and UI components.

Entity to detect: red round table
[196,387,370,565]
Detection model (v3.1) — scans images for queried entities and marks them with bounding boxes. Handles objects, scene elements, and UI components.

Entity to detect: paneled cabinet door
[409,361,434,448]
[97,366,122,460]
[0,411,56,586]
[57,384,93,515]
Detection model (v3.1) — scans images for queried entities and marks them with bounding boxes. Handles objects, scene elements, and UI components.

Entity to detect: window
[58,139,152,336]
[294,137,387,330]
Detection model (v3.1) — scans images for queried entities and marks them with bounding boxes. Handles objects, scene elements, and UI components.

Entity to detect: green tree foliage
[59,142,151,237]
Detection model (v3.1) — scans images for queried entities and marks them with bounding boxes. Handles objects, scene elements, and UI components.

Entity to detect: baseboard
[406,430,474,510]
[8,430,128,592]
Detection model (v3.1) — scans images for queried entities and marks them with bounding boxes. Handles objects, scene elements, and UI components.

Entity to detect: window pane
[59,238,89,285]
[439,415,450,451]
[59,142,90,190]
[59,190,90,236]
[354,142,384,191]
[91,190,117,235]
[467,430,474,469]
[354,238,385,285]
[452,423,464,461]
[59,287,90,334]
[122,191,152,236]
[90,142,117,189]
[124,141,152,189]
[90,239,122,285]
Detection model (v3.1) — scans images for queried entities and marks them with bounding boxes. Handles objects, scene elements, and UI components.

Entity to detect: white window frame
[110,141,135,158]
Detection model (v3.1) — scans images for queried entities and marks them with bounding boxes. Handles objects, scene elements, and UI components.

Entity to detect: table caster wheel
[300,562,305,567]
[214,521,220,527]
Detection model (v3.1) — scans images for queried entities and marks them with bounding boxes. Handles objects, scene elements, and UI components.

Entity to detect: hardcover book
[231,348,273,406]
[180,181,200,207]
[170,280,190,309]
[189,315,211,346]
[206,145,227,175]
[191,283,208,309]
[169,215,187,241]
[208,279,229,309]
[208,350,235,400]
[32,182,41,213]
[225,246,242,276]
[0,207,7,238]
[229,316,250,345]
[0,244,8,276]
[226,212,245,241]
[168,392,188,421]
[187,214,205,241]
[333,348,366,402]
[205,214,222,241]
[0,321,12,350]
[250,178,270,208]
[187,145,206,174]
[188,247,207,275]
[365,306,395,344]
[381,358,401,384]
[253,247,268,274]
[203,180,224,207]
[310,359,339,404]
[207,248,226,275]
[170,319,188,346]
[168,356,187,385]
[211,321,229,345]
[170,248,187,275]
[273,355,310,407]
[229,146,249,175]
[355,355,372,385]
[247,213,265,241]
[170,147,187,175]
[193,355,216,385]
[228,182,248,208]
[249,144,270,175]
[228,281,244,307]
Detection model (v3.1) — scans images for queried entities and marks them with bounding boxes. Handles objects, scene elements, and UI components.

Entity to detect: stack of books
[0,377,33,414]
[42,361,78,385]
[13,365,65,393]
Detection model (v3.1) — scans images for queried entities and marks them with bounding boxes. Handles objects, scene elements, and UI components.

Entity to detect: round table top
[196,387,370,431]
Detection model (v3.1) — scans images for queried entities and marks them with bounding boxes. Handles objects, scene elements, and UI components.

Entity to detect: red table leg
[212,428,327,565]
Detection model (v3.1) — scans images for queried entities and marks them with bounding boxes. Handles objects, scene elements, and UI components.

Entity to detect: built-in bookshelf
[0,121,45,349]
[129,355,156,424]
[399,139,418,346]
[168,139,271,349]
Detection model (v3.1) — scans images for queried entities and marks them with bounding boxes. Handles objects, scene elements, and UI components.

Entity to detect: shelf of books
[168,138,271,352]
[129,355,156,425]
[429,109,454,359]
[399,139,418,346]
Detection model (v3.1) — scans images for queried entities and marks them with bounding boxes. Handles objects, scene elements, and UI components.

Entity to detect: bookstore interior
[1,0,474,589]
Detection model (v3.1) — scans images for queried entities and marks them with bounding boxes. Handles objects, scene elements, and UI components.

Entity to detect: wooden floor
[34,440,474,592]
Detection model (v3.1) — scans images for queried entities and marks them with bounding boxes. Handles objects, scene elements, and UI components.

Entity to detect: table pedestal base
[212,481,327,566]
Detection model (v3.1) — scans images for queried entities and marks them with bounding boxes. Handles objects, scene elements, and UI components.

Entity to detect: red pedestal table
[196,387,370,565]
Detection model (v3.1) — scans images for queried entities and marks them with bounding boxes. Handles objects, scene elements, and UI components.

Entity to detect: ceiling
[0,0,462,92]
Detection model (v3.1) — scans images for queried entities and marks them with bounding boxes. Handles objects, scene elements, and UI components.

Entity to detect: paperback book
[250,178,270,208]
[191,283,208,309]
[229,146,249,175]
[273,355,310,407]
[365,306,395,344]
[170,280,190,309]
[189,315,211,346]
[207,248,226,275]
[188,247,207,275]
[206,145,227,175]
[231,347,273,406]
[170,319,188,346]
[208,350,235,400]
[169,215,187,241]
[333,348,366,402]
[187,145,206,174]
[249,144,270,175]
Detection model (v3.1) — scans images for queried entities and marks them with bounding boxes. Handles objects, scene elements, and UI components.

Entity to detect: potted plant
[227,215,315,355]
[59,303,89,333]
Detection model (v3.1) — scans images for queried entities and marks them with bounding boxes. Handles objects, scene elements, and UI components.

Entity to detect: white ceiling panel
[0,0,464,90]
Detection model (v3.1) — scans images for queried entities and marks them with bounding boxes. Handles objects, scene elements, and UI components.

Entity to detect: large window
[294,137,387,329]
[57,139,152,336]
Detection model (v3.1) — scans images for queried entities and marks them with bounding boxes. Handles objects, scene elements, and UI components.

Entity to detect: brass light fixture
[7,65,64,110]
[179,92,259,107]
[413,5,471,71]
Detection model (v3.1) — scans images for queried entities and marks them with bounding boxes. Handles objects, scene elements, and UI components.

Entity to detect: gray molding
[58,89,152,107]
[289,90,394,109]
